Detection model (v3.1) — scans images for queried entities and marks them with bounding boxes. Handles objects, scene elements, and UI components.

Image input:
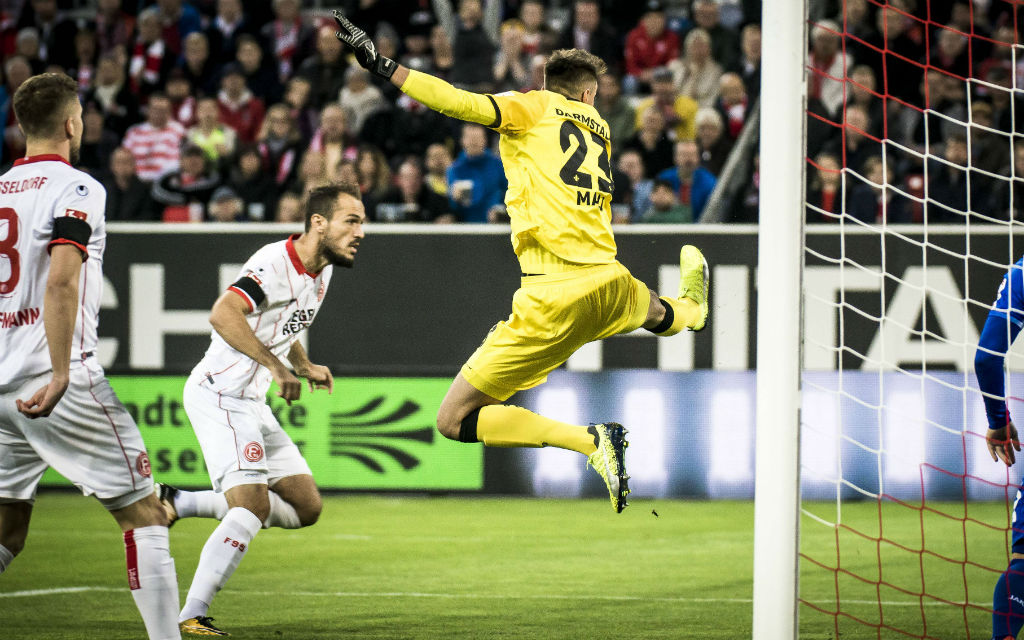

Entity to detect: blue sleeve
[976,312,1022,430]
[693,170,716,220]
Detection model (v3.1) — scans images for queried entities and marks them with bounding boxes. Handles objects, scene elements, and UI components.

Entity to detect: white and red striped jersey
[0,155,107,389]
[193,235,333,400]
[122,120,185,181]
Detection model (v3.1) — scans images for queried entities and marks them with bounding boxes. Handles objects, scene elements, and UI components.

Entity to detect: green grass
[0,494,1012,638]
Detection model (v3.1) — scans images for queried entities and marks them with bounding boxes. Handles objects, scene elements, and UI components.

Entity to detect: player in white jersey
[0,74,181,639]
[158,183,365,636]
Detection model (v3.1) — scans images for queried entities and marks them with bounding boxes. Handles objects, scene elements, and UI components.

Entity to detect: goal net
[798,0,1024,638]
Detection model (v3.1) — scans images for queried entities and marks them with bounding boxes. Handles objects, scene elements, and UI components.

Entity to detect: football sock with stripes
[263,491,302,529]
[174,489,229,520]
[649,296,701,336]
[0,543,12,574]
[180,507,262,622]
[472,405,598,455]
[124,526,180,640]
[993,558,1024,639]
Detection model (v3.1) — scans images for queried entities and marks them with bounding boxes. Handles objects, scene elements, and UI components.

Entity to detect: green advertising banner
[40,377,482,490]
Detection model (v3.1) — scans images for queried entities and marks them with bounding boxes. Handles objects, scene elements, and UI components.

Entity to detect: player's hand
[16,374,69,419]
[301,363,334,395]
[272,365,302,405]
[332,9,397,79]
[987,421,1021,466]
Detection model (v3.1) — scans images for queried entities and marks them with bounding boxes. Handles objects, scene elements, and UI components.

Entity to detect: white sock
[0,543,13,574]
[124,526,180,640]
[174,490,229,520]
[263,492,302,529]
[180,507,262,622]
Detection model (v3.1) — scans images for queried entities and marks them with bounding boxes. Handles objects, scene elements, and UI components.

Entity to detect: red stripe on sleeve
[228,286,255,312]
[124,530,141,590]
[47,238,88,260]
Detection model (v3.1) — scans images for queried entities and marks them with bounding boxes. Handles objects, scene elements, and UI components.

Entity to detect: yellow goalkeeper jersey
[488,90,617,269]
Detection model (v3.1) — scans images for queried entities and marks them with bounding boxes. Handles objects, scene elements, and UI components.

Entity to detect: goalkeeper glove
[332,9,397,80]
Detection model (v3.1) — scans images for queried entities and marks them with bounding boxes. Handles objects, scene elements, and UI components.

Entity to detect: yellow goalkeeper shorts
[460,261,651,401]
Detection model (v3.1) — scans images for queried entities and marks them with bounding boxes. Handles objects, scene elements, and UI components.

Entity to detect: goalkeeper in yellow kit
[335,10,709,513]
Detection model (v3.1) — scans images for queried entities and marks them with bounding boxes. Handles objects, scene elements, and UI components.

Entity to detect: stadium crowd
[1,0,1019,225]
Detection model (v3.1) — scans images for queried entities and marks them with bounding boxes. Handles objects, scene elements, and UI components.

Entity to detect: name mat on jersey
[282,307,316,335]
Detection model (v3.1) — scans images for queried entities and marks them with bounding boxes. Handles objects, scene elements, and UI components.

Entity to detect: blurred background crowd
[0,0,1019,225]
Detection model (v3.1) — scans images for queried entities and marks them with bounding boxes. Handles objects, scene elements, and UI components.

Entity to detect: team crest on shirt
[64,208,87,220]
[135,452,152,478]
[243,442,264,462]
[245,270,263,286]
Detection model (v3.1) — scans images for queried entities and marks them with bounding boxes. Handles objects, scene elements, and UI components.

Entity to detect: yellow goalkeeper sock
[650,296,702,336]
[474,405,599,455]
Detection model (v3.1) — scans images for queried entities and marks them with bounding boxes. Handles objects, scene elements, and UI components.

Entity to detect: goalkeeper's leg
[993,556,1024,640]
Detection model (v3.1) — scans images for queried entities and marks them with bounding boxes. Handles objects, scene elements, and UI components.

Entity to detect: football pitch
[0,493,1009,639]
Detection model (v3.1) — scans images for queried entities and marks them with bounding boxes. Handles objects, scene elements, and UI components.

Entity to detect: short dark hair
[544,49,606,98]
[305,183,362,231]
[12,72,78,140]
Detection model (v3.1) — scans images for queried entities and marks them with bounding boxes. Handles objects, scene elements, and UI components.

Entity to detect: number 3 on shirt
[558,121,613,194]
[0,207,20,295]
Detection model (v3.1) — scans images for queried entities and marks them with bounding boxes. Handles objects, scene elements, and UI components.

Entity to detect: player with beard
[0,73,182,639]
[161,183,364,636]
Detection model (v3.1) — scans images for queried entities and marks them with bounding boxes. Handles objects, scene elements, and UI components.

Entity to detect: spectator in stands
[732,152,760,223]
[282,76,318,142]
[340,67,385,136]
[622,105,675,178]
[377,157,454,222]
[715,72,749,140]
[447,123,507,223]
[179,32,218,98]
[274,191,303,223]
[0,56,31,163]
[105,147,157,221]
[401,10,437,74]
[261,0,314,84]
[492,20,530,93]
[430,24,455,78]
[206,0,253,62]
[823,103,878,178]
[624,0,679,94]
[71,23,99,91]
[845,65,884,139]
[640,179,693,223]
[807,20,849,118]
[671,28,723,108]
[859,0,925,107]
[977,25,1017,99]
[635,67,697,144]
[970,100,1006,178]
[656,140,717,221]
[217,63,265,144]
[931,24,970,80]
[424,142,453,197]
[596,73,635,156]
[437,0,499,91]
[310,104,358,183]
[156,0,202,58]
[85,53,139,138]
[730,22,761,98]
[355,144,391,220]
[986,139,1024,223]
[257,103,303,189]
[16,0,77,70]
[228,145,278,222]
[122,93,186,183]
[908,69,968,153]
[691,0,740,71]
[16,28,46,75]
[166,70,196,127]
[848,156,910,224]
[236,33,282,105]
[617,149,653,221]
[297,25,349,109]
[556,0,621,74]
[78,102,119,178]
[151,144,222,220]
[207,185,246,222]
[129,7,175,102]
[96,0,134,56]
[287,149,329,198]
[695,107,732,176]
[187,97,237,169]
[518,0,558,58]
[805,152,841,223]
[924,134,979,224]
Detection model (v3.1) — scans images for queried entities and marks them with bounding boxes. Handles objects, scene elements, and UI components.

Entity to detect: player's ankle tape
[458,408,481,443]
[647,298,676,335]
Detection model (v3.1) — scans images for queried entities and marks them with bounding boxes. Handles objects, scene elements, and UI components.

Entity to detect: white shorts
[183,374,312,493]
[0,359,155,510]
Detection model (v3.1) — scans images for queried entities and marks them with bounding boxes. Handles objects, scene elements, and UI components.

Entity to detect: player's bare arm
[16,244,82,418]
[987,421,1021,467]
[209,290,302,403]
[287,341,333,394]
